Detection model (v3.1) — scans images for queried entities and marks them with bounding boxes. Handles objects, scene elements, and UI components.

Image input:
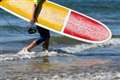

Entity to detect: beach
[0,0,120,80]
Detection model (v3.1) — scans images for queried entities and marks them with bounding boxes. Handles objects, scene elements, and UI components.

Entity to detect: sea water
[0,0,120,80]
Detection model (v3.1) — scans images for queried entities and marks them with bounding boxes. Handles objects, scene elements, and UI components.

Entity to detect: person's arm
[28,0,47,34]
[31,4,37,23]
[31,0,47,24]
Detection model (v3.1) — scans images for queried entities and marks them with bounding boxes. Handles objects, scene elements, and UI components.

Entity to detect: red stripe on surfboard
[64,11,110,41]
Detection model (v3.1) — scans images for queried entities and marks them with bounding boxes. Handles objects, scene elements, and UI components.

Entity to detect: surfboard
[0,0,112,43]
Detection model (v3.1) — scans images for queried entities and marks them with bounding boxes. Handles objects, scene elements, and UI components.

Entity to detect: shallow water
[0,50,120,80]
[0,43,120,80]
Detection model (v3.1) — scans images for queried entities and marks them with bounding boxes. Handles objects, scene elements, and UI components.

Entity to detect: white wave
[46,72,117,80]
[0,51,65,61]
[0,38,120,61]
[59,44,97,53]
[0,54,19,61]
[2,72,120,80]
[59,38,120,54]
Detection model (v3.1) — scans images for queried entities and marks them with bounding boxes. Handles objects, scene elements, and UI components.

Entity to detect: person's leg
[37,26,50,51]
[42,38,50,51]
[25,37,46,52]
[25,40,37,52]
[26,26,50,52]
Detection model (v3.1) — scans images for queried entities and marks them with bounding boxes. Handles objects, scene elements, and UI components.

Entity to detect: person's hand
[27,20,35,28]
[28,27,37,34]
[30,19,35,25]
[27,20,36,34]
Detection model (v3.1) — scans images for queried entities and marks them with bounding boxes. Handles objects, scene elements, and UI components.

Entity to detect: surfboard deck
[0,0,112,43]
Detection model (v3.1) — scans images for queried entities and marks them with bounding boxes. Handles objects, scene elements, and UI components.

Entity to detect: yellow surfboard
[0,0,112,43]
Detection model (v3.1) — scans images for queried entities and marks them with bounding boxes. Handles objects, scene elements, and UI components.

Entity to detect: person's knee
[35,39,44,45]
[46,35,50,40]
[36,34,50,45]
[42,35,50,40]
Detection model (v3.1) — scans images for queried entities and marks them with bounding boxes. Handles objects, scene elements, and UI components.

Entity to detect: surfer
[18,0,50,56]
